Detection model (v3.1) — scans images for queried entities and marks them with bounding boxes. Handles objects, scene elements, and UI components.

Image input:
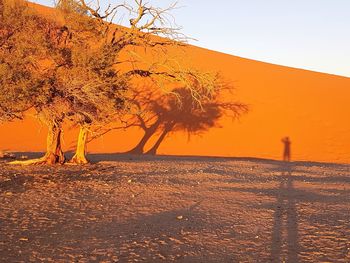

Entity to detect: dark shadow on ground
[270,164,299,263]
[0,201,233,262]
[8,152,350,168]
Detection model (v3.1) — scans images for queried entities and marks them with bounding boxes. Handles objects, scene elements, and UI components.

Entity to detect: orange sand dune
[1,3,350,163]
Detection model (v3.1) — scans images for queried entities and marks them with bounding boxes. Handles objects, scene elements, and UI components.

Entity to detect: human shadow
[125,84,248,155]
[270,164,299,262]
[281,137,291,162]
[209,161,350,262]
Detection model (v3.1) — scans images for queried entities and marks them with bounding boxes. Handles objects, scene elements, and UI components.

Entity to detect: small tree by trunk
[10,122,65,165]
[69,126,89,164]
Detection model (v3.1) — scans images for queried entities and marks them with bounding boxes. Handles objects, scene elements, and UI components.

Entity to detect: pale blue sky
[32,0,350,77]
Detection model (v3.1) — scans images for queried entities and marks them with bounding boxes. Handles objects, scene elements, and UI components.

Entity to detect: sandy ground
[0,155,349,262]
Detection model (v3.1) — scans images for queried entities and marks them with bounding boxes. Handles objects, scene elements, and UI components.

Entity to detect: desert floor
[0,155,349,262]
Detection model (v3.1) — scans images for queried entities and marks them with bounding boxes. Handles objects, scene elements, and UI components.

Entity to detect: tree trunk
[69,126,89,164]
[43,123,65,164]
[145,123,173,155]
[10,122,65,165]
[126,119,161,154]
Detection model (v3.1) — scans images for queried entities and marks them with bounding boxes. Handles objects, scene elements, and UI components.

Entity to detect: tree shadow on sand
[124,86,247,155]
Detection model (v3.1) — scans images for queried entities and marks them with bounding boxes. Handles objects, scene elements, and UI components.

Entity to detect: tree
[52,3,131,164]
[1,0,126,164]
[55,0,222,164]
[1,0,84,165]
[1,0,73,164]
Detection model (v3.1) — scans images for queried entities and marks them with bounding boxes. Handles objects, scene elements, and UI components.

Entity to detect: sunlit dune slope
[1,2,350,163]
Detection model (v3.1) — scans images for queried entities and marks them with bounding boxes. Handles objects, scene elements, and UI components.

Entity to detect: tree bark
[69,126,89,164]
[43,123,65,164]
[10,122,65,165]
[126,119,161,154]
